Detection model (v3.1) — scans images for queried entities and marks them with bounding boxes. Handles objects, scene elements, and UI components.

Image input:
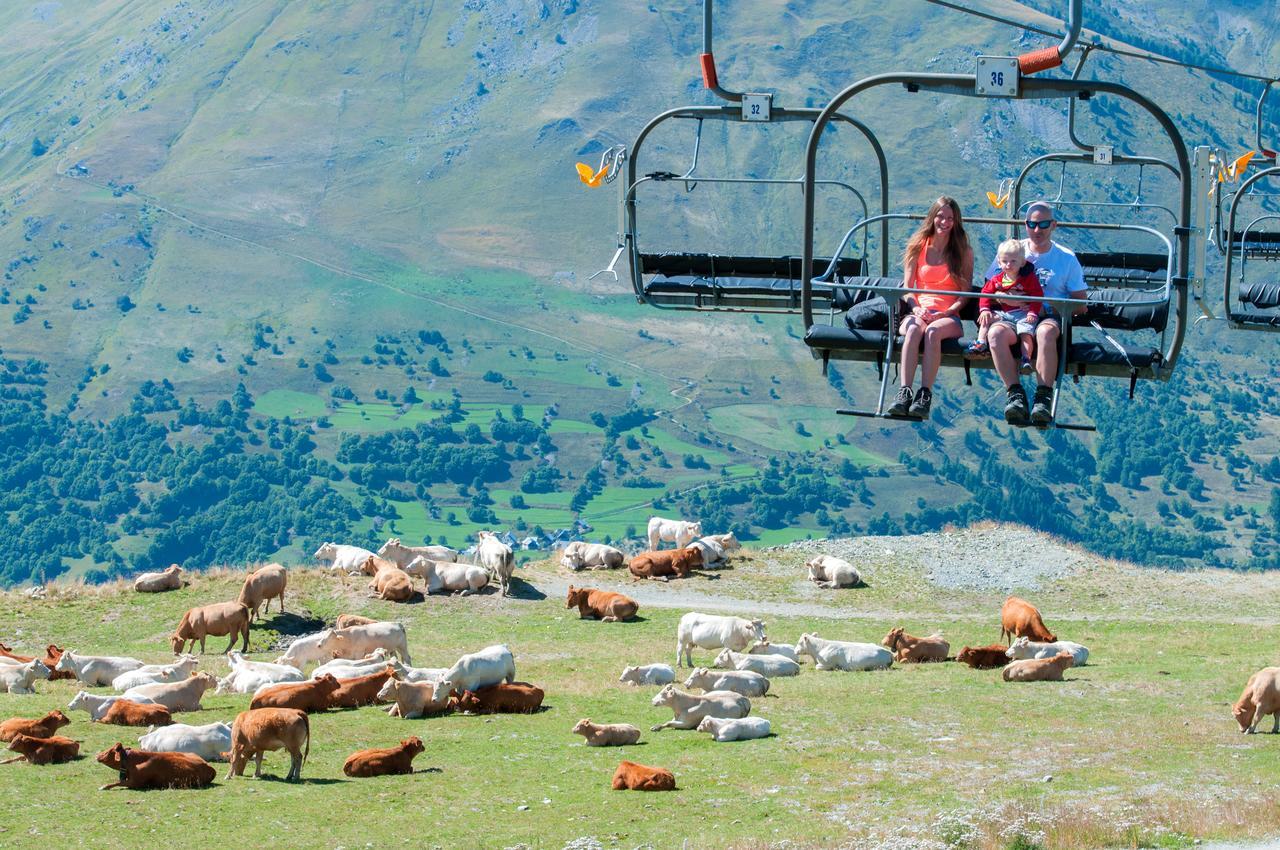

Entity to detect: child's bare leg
[1019,333,1034,361]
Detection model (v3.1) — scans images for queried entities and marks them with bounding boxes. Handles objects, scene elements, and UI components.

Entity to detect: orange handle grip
[700,53,719,90]
[1018,47,1063,75]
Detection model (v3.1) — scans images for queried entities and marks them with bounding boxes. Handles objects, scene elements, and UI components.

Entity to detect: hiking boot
[886,385,913,417]
[1004,385,1029,425]
[908,386,933,420]
[1030,385,1054,425]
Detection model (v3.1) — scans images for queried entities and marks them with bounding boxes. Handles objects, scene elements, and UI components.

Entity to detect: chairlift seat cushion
[805,323,891,353]
[1068,341,1162,370]
[640,253,864,296]
[1240,282,1280,309]
[1075,289,1168,332]
[1229,310,1280,328]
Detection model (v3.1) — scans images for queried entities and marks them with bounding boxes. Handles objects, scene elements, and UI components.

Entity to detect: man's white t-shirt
[1022,239,1087,308]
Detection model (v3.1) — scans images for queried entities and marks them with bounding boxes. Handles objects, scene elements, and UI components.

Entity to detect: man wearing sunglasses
[985,201,1087,424]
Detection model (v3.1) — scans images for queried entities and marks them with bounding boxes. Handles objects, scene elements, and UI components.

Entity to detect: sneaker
[1004,385,1029,424]
[908,386,933,419]
[886,386,913,417]
[965,340,990,358]
[1030,386,1054,425]
[1019,356,1034,375]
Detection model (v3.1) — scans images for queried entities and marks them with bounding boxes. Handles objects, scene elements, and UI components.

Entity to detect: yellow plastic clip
[985,178,1013,209]
[575,162,609,188]
[1227,150,1256,180]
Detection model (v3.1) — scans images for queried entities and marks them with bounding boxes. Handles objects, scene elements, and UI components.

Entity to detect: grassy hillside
[3,532,1280,849]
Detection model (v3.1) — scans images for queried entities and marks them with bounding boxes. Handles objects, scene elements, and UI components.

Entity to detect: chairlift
[1220,166,1280,330]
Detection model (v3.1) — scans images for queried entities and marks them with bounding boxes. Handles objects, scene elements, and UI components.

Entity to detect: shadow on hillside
[505,577,545,601]
[256,775,344,785]
[260,611,326,636]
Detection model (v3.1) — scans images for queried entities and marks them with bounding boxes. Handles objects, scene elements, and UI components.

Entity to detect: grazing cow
[1234,667,1280,734]
[133,564,183,593]
[628,548,702,582]
[170,602,251,655]
[101,700,173,728]
[328,669,396,709]
[368,564,414,602]
[696,716,771,742]
[39,645,77,681]
[1002,652,1075,682]
[68,691,153,722]
[677,613,766,668]
[957,645,1011,669]
[567,586,638,622]
[123,673,217,713]
[0,710,70,743]
[251,674,340,713]
[54,651,145,687]
[335,614,377,630]
[97,743,215,790]
[0,659,49,694]
[647,516,702,551]
[406,556,489,595]
[313,542,378,573]
[713,649,799,678]
[650,685,750,731]
[378,537,458,566]
[882,628,950,663]
[238,564,287,621]
[572,719,641,747]
[749,642,801,663]
[560,541,626,571]
[475,530,515,597]
[684,667,770,698]
[112,656,200,692]
[451,682,544,714]
[795,634,893,672]
[612,760,676,791]
[1000,596,1056,644]
[312,649,394,680]
[318,622,411,665]
[1005,636,1089,667]
[3,734,79,765]
[377,677,452,719]
[226,708,310,782]
[806,555,861,589]
[275,630,336,671]
[431,644,516,702]
[618,664,675,687]
[343,737,425,778]
[139,722,232,762]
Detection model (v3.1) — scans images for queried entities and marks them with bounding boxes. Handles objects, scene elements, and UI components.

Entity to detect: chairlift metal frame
[1222,165,1280,330]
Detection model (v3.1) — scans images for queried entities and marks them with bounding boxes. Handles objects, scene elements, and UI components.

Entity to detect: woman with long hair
[885,196,974,419]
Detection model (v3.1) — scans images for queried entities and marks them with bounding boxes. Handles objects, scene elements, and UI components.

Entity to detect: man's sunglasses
[1025,219,1054,231]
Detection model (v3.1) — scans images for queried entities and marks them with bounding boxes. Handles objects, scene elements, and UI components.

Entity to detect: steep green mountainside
[0,1,1277,585]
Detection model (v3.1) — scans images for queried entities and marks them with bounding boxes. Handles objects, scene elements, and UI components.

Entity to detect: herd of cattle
[3,521,1279,795]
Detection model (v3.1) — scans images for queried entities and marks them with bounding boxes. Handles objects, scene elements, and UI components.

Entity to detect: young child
[967,238,1043,373]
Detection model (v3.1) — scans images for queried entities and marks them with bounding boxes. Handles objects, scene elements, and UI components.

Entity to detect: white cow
[133,564,183,593]
[648,516,702,551]
[618,664,676,687]
[676,612,766,668]
[313,542,378,573]
[68,691,155,721]
[406,556,489,595]
[275,630,337,671]
[1006,636,1090,667]
[0,659,49,694]
[227,652,303,680]
[216,668,305,696]
[111,656,200,692]
[311,649,393,680]
[560,542,625,571]
[431,644,516,702]
[697,715,771,742]
[54,650,146,687]
[475,531,515,597]
[794,633,893,671]
[139,722,233,762]
[378,537,458,567]
[749,642,801,663]
[317,622,411,664]
[385,659,447,684]
[713,648,800,678]
[683,667,770,698]
[122,672,218,712]
[806,555,861,588]
[650,685,750,731]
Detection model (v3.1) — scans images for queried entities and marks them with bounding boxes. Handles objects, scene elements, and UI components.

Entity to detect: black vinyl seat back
[1075,288,1169,332]
[1076,251,1169,288]
[1240,282,1280,310]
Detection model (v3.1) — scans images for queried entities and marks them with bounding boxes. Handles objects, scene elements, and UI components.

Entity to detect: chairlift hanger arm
[701,0,743,103]
[1256,80,1279,161]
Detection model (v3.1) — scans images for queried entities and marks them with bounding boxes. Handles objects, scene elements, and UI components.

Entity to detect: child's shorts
[992,309,1037,337]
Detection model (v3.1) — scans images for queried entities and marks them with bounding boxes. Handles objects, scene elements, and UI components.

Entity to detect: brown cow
[369,567,414,602]
[1234,667,1280,734]
[3,734,79,765]
[451,682,544,714]
[251,674,341,713]
[1000,596,1056,644]
[358,555,401,576]
[611,760,676,791]
[225,708,309,782]
[342,736,424,778]
[0,710,71,742]
[956,645,1010,669]
[336,614,377,630]
[0,643,34,663]
[97,743,215,790]
[1002,652,1075,682]
[627,548,702,582]
[238,564,287,621]
[170,602,251,655]
[572,718,641,747]
[41,645,76,681]
[328,669,395,709]
[881,628,949,663]
[100,700,173,728]
[566,586,639,622]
